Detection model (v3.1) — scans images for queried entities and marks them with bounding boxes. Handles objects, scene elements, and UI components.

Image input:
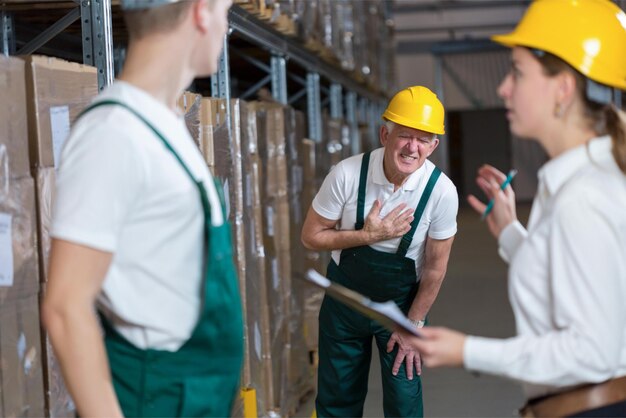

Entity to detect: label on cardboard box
[0,212,14,286]
[49,106,71,168]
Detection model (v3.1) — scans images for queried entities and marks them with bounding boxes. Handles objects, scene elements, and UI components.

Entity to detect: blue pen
[481,169,518,220]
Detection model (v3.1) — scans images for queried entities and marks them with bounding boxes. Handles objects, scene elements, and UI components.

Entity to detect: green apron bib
[316,151,441,418]
[79,100,244,417]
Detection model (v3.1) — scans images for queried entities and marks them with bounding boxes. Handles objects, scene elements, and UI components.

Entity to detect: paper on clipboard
[306,269,422,337]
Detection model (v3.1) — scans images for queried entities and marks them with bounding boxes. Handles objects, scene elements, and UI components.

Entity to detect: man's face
[380,123,439,185]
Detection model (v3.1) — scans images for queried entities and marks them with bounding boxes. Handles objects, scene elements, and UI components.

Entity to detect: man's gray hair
[384,120,396,133]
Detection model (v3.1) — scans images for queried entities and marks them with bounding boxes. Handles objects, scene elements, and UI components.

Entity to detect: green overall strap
[78,99,212,233]
[354,152,371,230]
[396,167,442,257]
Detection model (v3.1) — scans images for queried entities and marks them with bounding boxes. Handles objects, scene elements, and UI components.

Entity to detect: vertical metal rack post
[211,35,233,137]
[1,11,15,56]
[307,72,322,142]
[80,0,114,91]
[271,55,287,105]
[330,83,343,119]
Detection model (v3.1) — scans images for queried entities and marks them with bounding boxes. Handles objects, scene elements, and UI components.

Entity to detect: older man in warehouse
[302,86,458,417]
[41,1,242,417]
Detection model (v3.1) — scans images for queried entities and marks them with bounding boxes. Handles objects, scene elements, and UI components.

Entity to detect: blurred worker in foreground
[409,1,626,417]
[302,85,459,417]
[42,1,243,416]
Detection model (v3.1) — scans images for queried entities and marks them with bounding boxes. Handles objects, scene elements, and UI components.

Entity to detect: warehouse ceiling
[393,0,626,55]
[393,0,531,55]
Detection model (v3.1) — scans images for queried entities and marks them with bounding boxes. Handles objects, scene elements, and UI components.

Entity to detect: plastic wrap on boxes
[177,92,203,152]
[242,104,274,417]
[0,176,38,304]
[281,109,313,413]
[334,0,355,71]
[0,294,45,417]
[299,139,326,351]
[252,102,289,416]
[209,98,252,390]
[266,0,296,34]
[41,333,75,418]
[0,55,30,179]
[316,113,344,181]
[34,167,55,283]
[296,0,319,43]
[352,1,372,82]
[23,55,98,169]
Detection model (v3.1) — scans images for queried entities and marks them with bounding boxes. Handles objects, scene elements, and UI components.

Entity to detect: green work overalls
[80,100,244,417]
[316,151,440,418]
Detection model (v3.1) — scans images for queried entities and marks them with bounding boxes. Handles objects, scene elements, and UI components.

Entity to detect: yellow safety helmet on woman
[492,0,626,90]
[382,86,446,135]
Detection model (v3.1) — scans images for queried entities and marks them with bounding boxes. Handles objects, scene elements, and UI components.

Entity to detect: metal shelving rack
[1,2,387,150]
[1,0,114,91]
[215,5,387,147]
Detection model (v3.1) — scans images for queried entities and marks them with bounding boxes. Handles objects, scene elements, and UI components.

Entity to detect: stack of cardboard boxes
[180,96,319,417]
[1,54,98,418]
[25,55,99,417]
[1,50,350,417]
[0,55,45,418]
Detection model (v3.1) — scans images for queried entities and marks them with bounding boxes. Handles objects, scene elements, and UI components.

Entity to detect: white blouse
[464,136,626,400]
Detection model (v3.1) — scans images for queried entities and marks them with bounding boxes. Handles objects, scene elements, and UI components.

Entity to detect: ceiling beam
[396,38,506,55]
[394,1,530,13]
[396,21,517,35]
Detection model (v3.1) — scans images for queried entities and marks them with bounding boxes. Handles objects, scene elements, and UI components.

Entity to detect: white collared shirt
[51,81,223,351]
[312,148,458,272]
[464,136,626,400]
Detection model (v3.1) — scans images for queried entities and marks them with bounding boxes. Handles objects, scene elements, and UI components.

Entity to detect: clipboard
[305,269,422,338]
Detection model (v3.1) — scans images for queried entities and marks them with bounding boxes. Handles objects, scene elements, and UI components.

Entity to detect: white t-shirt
[51,81,223,351]
[312,148,458,273]
[464,136,626,400]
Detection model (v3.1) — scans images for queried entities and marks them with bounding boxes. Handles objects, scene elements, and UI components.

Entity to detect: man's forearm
[44,307,123,417]
[407,268,446,322]
[303,227,375,251]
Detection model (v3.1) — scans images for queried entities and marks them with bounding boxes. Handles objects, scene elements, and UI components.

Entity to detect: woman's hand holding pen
[467,164,518,239]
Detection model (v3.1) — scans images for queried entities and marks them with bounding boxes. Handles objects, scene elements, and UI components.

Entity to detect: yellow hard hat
[382,86,445,135]
[492,0,626,90]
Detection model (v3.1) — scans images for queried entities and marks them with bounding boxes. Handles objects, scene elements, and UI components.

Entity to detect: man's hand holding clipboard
[305,269,423,338]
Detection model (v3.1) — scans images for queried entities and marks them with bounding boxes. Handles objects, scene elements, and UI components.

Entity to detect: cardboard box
[23,55,98,169]
[0,55,30,179]
[0,176,39,304]
[0,294,45,417]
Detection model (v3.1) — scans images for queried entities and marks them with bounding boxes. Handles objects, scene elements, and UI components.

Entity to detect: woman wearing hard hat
[410,0,626,417]
[42,1,243,417]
